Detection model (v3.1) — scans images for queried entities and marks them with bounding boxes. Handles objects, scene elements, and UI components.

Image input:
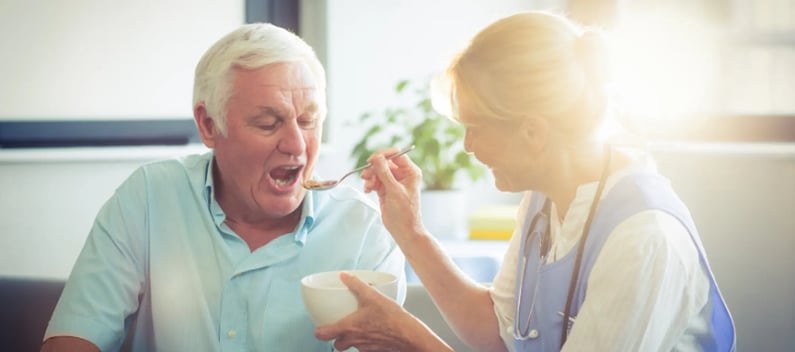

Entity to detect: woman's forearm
[400,312,456,352]
[397,232,508,352]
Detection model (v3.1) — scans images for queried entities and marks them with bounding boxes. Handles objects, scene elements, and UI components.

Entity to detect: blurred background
[1,0,793,350]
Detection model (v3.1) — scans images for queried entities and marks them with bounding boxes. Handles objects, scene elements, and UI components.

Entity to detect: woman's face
[456,96,538,192]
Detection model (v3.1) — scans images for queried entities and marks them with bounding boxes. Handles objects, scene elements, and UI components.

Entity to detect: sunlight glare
[608,11,723,133]
[430,72,455,119]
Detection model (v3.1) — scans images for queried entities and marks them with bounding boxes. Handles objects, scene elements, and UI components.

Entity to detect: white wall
[0,0,243,120]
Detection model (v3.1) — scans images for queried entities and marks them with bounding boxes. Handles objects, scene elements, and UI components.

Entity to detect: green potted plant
[349,77,486,239]
[350,78,486,190]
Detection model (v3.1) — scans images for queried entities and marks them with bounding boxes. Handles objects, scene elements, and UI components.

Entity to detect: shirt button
[528,329,539,339]
[227,330,237,339]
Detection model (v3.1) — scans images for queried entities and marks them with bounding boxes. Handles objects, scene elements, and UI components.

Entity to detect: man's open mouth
[269,165,302,186]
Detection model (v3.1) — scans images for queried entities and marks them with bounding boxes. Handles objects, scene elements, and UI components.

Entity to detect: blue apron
[512,173,736,351]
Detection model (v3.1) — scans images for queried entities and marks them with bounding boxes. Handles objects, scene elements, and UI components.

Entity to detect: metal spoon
[303,145,415,191]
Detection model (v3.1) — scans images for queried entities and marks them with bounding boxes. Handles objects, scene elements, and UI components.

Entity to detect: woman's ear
[193,103,218,148]
[520,116,549,153]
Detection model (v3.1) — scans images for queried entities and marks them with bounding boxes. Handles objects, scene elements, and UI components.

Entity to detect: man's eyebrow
[303,103,319,116]
[247,107,283,123]
[257,106,283,117]
[249,104,319,121]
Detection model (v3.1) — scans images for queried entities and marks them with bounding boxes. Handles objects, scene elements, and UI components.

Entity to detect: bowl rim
[300,269,398,290]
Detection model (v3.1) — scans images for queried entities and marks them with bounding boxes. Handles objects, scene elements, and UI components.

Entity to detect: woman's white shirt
[489,154,711,351]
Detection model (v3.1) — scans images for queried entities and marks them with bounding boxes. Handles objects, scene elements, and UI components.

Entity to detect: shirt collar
[203,154,225,221]
[294,194,315,245]
[202,153,316,244]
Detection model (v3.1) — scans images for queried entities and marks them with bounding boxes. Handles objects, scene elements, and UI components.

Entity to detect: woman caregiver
[315,11,735,352]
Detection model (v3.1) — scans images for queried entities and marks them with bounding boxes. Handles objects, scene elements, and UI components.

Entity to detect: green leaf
[389,135,404,148]
[359,112,372,122]
[363,124,382,139]
[395,80,409,93]
[348,76,486,190]
[454,151,471,166]
[351,140,367,157]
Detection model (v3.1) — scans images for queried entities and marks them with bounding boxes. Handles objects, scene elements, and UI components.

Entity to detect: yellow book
[468,205,518,240]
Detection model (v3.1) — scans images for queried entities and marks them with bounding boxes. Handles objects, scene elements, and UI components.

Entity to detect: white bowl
[301,270,399,325]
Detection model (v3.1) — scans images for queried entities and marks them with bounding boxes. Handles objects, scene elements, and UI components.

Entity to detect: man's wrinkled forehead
[255,84,318,92]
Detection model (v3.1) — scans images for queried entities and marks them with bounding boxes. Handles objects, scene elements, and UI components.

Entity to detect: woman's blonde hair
[447,11,610,140]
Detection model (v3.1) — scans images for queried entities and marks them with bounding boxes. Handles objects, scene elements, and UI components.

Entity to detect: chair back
[0,277,65,352]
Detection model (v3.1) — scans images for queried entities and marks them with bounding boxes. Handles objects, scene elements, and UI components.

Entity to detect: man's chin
[258,193,304,215]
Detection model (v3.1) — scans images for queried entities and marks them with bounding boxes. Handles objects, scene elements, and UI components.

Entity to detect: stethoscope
[513,198,551,340]
[513,145,613,344]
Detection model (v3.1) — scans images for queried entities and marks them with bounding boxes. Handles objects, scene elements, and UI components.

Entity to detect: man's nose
[276,120,307,155]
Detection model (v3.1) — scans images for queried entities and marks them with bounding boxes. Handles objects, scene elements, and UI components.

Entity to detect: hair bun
[576,29,609,87]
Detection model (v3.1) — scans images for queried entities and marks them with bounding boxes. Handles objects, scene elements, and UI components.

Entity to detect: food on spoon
[303,179,337,190]
[303,180,323,189]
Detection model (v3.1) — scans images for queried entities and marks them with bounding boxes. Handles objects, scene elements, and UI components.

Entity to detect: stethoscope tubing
[512,145,613,343]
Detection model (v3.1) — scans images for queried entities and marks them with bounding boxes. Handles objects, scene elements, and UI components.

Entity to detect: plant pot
[420,190,469,241]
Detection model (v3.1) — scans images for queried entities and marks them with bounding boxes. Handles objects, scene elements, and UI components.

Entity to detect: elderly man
[41,23,405,351]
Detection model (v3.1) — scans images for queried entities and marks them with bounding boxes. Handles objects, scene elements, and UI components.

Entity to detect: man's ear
[520,115,549,153]
[193,103,218,148]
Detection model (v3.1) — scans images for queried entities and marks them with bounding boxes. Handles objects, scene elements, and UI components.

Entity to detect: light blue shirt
[45,152,406,351]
